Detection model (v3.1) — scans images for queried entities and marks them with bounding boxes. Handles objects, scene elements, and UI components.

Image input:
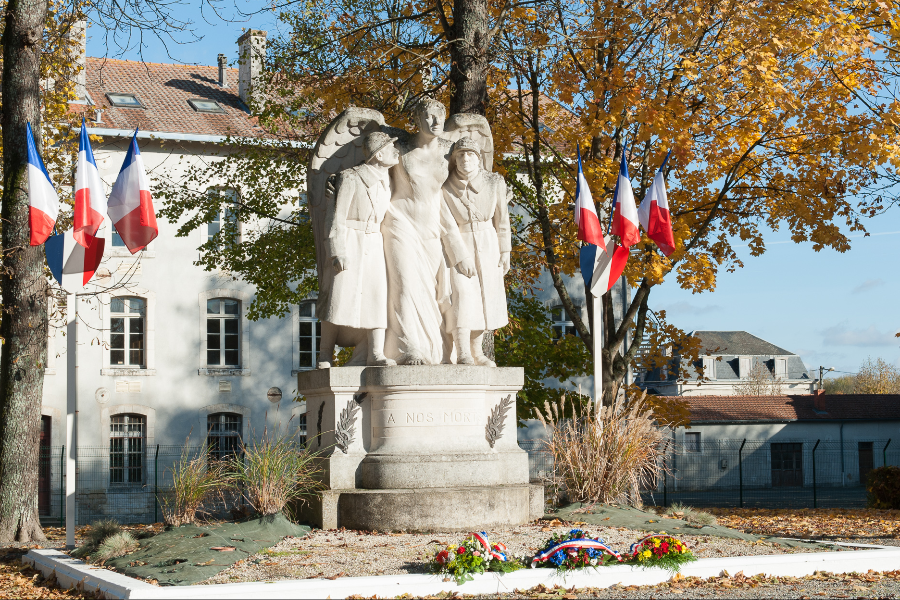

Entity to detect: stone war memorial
[296,100,543,531]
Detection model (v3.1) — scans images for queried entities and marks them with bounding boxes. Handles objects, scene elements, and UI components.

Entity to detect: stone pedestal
[295,366,543,531]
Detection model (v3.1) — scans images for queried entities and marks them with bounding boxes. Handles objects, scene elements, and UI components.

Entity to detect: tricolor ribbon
[531,538,621,567]
[629,534,688,556]
[470,531,508,561]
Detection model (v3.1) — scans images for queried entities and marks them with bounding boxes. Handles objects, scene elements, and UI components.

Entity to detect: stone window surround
[40,406,63,448]
[99,288,157,376]
[198,403,251,443]
[198,288,251,376]
[100,404,156,450]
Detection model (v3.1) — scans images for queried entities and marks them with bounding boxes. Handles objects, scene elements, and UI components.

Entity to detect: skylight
[188,99,226,114]
[106,93,145,108]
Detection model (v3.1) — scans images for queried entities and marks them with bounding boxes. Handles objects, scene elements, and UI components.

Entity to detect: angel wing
[308,107,386,288]
[444,113,494,171]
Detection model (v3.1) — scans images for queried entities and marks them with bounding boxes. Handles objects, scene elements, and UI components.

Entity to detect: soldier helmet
[451,136,481,157]
[364,131,398,162]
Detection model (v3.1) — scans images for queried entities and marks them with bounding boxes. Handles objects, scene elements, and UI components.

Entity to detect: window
[207,299,240,367]
[297,412,307,446]
[110,414,145,484]
[207,413,242,461]
[106,93,145,108]
[298,301,322,369]
[207,188,239,246]
[702,357,716,380]
[188,98,226,113]
[550,305,576,339]
[112,224,125,247]
[110,297,145,367]
[775,358,787,378]
[685,432,701,453]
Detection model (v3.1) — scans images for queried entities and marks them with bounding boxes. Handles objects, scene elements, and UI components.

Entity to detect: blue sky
[87,7,900,379]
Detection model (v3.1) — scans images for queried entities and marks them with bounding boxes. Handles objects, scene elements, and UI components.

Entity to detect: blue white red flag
[609,147,640,247]
[589,235,630,296]
[74,119,107,248]
[108,131,158,253]
[637,150,675,256]
[574,146,605,249]
[45,228,106,293]
[26,123,59,245]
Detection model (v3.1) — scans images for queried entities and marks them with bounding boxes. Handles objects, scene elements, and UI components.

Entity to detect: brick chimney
[813,389,826,411]
[217,54,228,87]
[68,20,88,103]
[237,30,266,107]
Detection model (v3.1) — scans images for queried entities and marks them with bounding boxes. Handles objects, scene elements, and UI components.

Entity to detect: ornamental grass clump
[159,442,228,526]
[534,390,668,506]
[225,428,323,516]
[94,531,140,563]
[72,519,122,559]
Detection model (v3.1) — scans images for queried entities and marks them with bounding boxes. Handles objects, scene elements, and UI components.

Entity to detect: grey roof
[694,331,794,356]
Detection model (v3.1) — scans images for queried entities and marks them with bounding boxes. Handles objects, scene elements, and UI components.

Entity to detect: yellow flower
[642,549,652,558]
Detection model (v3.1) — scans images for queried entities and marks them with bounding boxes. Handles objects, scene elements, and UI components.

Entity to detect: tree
[854,357,900,395]
[733,362,784,397]
[0,0,83,543]
[487,0,900,404]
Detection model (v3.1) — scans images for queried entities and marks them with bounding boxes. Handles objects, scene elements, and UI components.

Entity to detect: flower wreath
[430,531,525,584]
[531,529,622,571]
[628,534,697,571]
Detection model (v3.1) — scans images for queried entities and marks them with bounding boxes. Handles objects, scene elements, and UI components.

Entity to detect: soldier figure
[440,137,511,366]
[317,131,400,367]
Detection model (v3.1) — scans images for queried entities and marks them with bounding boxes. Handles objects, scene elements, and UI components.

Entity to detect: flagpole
[65,293,77,549]
[592,291,603,408]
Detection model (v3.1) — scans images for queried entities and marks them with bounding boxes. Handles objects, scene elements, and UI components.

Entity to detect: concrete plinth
[296,366,543,531]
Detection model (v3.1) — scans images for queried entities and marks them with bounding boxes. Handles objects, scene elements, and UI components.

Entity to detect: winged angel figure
[308,101,493,367]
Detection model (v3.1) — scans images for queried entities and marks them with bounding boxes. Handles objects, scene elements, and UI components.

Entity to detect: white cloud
[822,324,900,347]
[851,279,885,294]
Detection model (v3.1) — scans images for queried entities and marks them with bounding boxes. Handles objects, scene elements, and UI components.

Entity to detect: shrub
[159,443,228,526]
[225,428,323,516]
[94,531,139,562]
[663,502,716,526]
[71,519,122,559]
[867,466,900,509]
[534,390,668,506]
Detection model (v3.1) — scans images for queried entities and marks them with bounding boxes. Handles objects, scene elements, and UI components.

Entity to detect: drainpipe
[840,422,846,487]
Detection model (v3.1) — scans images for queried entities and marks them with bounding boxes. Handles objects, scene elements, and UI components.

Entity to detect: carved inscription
[381,411,479,426]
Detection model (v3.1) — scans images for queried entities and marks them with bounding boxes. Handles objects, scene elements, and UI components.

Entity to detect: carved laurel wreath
[485,394,514,448]
[334,399,360,454]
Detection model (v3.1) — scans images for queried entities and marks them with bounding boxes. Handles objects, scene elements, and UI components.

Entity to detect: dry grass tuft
[225,428,323,516]
[94,531,139,562]
[534,390,668,507]
[159,442,228,526]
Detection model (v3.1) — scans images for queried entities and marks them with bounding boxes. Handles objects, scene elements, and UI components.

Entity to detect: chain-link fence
[519,438,897,509]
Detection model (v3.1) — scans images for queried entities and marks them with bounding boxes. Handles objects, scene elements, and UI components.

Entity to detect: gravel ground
[201,522,850,584]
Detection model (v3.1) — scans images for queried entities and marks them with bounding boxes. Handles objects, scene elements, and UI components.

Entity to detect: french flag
[637,151,676,256]
[590,235,630,296]
[574,146,605,249]
[26,123,59,246]
[74,120,107,248]
[45,229,105,293]
[609,147,641,248]
[107,131,158,253]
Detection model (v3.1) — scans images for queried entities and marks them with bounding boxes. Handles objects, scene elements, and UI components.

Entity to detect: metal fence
[519,438,897,509]
[38,438,893,526]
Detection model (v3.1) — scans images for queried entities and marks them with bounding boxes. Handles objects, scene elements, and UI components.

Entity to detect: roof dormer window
[188,98,226,114]
[106,93,145,108]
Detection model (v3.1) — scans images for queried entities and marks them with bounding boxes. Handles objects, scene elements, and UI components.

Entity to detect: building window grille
[207,299,240,367]
[298,301,321,369]
[297,412,307,446]
[550,305,576,339]
[110,297,145,367]
[110,414,145,484]
[685,432,701,453]
[207,413,243,461]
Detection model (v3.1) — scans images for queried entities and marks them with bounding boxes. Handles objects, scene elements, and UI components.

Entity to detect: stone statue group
[308,99,511,368]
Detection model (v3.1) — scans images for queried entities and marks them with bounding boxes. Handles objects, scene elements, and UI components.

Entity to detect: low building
[637,330,815,396]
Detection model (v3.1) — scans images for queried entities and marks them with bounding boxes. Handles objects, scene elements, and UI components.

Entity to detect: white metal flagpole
[65,293,77,549]
[592,291,603,407]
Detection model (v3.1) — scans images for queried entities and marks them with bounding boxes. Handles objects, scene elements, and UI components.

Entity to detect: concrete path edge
[23,543,900,599]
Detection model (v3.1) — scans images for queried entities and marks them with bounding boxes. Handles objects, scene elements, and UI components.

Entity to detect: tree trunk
[0,0,50,543]
[447,0,489,115]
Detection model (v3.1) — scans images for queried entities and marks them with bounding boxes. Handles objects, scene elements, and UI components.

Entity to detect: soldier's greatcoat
[441,169,511,331]
[322,164,391,329]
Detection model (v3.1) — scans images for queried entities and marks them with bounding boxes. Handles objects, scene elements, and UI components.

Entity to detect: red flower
[661,542,670,553]
[436,550,449,565]
[457,546,466,555]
